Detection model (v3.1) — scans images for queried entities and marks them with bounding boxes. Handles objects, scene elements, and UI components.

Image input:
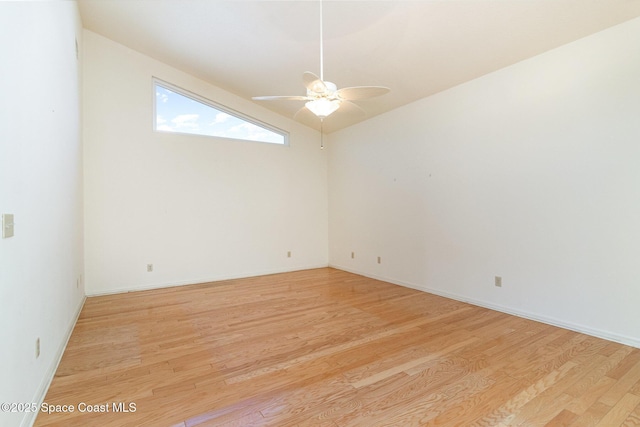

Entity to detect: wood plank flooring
[34,268,640,426]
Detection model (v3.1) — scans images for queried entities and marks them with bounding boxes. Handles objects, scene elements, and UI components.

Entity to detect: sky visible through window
[155,84,286,145]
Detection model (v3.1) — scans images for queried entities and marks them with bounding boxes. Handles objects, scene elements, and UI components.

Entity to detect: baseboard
[21,296,86,427]
[86,264,330,296]
[329,263,640,350]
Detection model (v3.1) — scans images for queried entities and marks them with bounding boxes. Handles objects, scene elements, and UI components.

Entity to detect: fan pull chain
[320,119,324,149]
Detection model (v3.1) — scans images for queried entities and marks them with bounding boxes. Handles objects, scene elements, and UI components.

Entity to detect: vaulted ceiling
[78,0,640,133]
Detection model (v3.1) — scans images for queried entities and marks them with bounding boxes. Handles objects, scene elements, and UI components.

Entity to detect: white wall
[328,17,640,347]
[0,2,85,426]
[83,31,328,295]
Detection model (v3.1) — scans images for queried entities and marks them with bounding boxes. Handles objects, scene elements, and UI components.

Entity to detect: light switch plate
[2,214,14,238]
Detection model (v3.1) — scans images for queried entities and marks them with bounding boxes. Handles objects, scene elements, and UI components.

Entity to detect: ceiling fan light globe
[306,98,341,119]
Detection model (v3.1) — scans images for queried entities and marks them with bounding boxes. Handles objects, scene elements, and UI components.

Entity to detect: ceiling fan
[252,1,390,123]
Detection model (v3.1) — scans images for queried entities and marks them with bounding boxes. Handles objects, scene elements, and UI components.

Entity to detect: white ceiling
[78,0,640,133]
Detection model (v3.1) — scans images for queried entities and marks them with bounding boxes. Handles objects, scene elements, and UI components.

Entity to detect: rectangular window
[154,79,288,145]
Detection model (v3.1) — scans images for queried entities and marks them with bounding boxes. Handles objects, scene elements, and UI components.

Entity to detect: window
[154,79,288,145]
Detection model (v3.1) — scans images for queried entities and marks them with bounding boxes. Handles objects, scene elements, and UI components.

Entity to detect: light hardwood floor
[35,268,640,426]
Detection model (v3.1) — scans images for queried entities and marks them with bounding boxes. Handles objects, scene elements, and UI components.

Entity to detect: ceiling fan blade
[293,106,323,129]
[303,71,327,94]
[336,86,390,101]
[252,95,310,101]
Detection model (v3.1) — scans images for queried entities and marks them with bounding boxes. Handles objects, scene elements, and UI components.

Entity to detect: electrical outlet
[36,338,40,359]
[2,213,14,238]
[287,251,291,258]
[495,276,502,287]
[377,256,381,264]
[147,264,153,272]
[351,252,355,259]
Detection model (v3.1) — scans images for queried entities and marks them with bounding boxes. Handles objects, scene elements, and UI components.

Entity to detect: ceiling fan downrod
[319,0,324,82]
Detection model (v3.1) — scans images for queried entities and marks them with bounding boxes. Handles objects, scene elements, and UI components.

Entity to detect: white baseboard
[330,263,640,350]
[86,264,330,296]
[21,296,86,427]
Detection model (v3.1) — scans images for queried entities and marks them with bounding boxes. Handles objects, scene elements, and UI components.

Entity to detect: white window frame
[153,78,289,146]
